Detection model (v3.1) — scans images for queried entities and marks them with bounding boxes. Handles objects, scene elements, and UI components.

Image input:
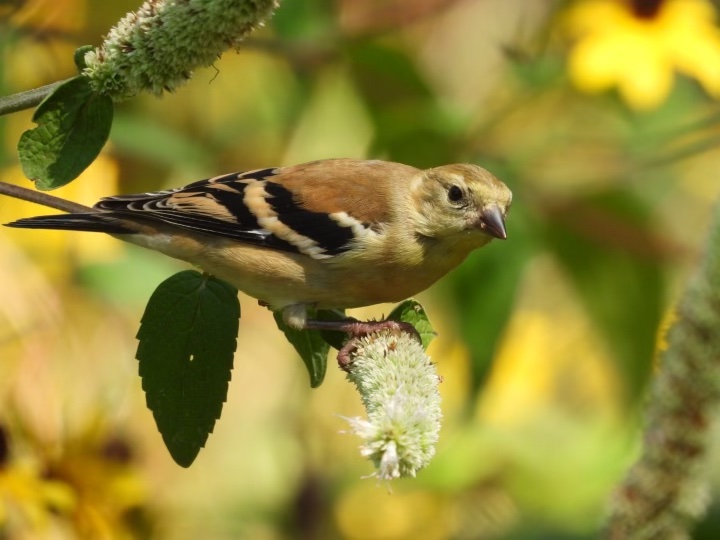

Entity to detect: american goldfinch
[4,158,511,336]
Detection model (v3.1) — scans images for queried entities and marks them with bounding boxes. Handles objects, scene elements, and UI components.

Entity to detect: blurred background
[2,0,720,538]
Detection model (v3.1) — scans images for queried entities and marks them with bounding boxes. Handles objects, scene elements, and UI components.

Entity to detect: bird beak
[478,205,507,240]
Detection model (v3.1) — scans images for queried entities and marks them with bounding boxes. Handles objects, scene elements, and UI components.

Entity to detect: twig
[0,79,70,117]
[0,181,93,214]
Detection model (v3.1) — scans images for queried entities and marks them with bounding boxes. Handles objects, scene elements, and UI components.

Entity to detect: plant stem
[0,79,70,117]
[0,181,93,213]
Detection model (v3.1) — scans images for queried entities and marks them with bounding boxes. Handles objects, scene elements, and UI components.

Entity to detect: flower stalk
[604,201,720,539]
[343,331,442,480]
[83,0,280,101]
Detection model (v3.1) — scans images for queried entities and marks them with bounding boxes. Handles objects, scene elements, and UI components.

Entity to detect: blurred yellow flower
[0,406,150,539]
[0,455,76,532]
[566,0,720,109]
[0,420,149,539]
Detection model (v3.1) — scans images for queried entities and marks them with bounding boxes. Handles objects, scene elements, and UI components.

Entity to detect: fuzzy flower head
[565,0,720,109]
[83,0,279,101]
[344,331,442,481]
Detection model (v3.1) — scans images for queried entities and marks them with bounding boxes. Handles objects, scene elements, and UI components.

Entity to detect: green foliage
[110,114,215,172]
[271,0,335,40]
[73,45,94,71]
[17,76,113,190]
[348,42,458,167]
[136,271,240,467]
[5,0,720,536]
[387,300,437,350]
[273,309,329,388]
[272,302,434,388]
[544,189,664,396]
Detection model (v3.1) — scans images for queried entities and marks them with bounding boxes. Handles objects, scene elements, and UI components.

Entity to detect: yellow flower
[0,457,76,531]
[566,0,720,109]
[0,417,149,539]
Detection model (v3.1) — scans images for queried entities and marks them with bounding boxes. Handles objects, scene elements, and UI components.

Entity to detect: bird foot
[304,318,421,371]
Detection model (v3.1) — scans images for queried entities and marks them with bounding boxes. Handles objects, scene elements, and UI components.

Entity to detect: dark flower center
[630,0,664,19]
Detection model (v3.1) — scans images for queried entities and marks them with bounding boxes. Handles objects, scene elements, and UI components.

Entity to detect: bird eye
[447,185,464,203]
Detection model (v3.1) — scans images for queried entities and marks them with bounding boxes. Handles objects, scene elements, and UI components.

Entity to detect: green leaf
[136,271,240,467]
[387,300,436,350]
[18,75,113,190]
[73,45,94,71]
[273,311,328,388]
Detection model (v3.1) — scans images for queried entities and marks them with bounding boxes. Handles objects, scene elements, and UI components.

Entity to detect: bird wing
[95,167,295,251]
[95,159,416,259]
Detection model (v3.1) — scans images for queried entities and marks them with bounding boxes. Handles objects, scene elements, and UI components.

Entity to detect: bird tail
[1,181,136,234]
[5,213,135,234]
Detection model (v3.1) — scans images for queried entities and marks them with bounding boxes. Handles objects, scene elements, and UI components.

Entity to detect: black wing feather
[6,214,134,234]
[93,168,301,253]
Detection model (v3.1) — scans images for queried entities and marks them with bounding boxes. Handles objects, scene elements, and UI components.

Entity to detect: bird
[3,158,511,359]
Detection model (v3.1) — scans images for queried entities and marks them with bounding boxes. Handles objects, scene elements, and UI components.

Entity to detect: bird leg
[304,318,421,370]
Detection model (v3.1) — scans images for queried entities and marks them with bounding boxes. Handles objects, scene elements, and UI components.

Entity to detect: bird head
[410,164,512,242]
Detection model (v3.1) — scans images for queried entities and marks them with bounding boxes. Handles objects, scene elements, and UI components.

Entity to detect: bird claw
[303,317,422,371]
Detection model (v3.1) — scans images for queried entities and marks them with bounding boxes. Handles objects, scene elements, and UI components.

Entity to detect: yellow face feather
[408,163,512,241]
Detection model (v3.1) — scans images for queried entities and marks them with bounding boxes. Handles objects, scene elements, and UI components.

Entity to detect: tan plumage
[4,158,512,330]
